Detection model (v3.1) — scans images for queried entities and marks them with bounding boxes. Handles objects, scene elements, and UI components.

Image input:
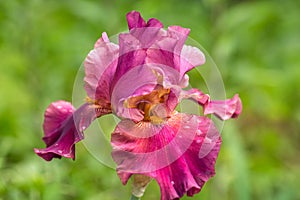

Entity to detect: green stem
[130,194,141,200]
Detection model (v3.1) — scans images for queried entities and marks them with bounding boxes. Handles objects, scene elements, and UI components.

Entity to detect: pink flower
[34,11,242,200]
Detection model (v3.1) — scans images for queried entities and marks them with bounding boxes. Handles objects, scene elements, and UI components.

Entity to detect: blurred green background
[1,0,300,199]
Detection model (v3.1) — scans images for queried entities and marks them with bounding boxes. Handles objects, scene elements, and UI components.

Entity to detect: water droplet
[54,143,58,146]
[196,139,201,144]
[178,135,182,138]
[57,105,62,109]
[196,130,201,136]
[171,181,175,185]
[183,125,190,129]
[58,150,63,154]
[82,126,86,130]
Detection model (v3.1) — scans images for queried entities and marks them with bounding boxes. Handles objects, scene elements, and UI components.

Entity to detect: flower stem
[130,194,141,200]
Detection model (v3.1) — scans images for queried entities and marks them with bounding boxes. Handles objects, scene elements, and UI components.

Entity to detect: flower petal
[111,113,221,200]
[181,89,242,120]
[204,94,242,120]
[113,14,204,90]
[111,63,187,121]
[94,32,110,49]
[180,45,206,73]
[126,11,147,30]
[111,65,158,121]
[180,88,210,105]
[126,11,163,30]
[84,34,119,102]
[34,102,111,161]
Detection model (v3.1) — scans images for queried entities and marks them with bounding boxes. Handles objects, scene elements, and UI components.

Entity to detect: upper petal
[126,11,163,30]
[126,11,147,30]
[34,101,111,161]
[84,33,119,102]
[94,32,110,49]
[180,45,206,74]
[111,113,221,200]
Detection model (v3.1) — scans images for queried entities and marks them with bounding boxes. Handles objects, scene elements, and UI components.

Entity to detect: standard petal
[126,11,163,30]
[111,63,187,121]
[111,113,221,200]
[126,11,147,30]
[94,32,110,49]
[34,102,111,161]
[180,45,206,73]
[84,36,119,102]
[111,65,158,121]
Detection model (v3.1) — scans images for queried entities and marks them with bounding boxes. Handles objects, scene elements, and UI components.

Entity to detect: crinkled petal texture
[84,33,119,103]
[111,112,221,200]
[204,94,242,120]
[34,101,110,161]
[35,11,242,200]
[180,89,242,121]
[110,12,206,121]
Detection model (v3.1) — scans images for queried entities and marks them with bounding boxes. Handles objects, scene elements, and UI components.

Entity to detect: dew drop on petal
[54,143,58,146]
[171,181,175,185]
[57,105,62,109]
[58,150,63,154]
[82,126,86,130]
[196,139,201,144]
[183,125,190,129]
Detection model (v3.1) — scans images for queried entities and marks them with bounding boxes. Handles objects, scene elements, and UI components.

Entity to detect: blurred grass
[1,0,300,199]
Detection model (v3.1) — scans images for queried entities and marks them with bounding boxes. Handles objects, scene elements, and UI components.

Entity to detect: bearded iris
[34,11,242,200]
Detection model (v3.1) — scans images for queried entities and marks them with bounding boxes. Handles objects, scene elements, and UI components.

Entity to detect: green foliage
[1,0,299,199]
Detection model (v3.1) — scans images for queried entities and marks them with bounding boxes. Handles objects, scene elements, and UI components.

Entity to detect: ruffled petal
[112,12,204,92]
[84,34,119,102]
[126,11,147,30]
[111,112,221,200]
[34,102,111,161]
[94,32,110,49]
[180,88,210,105]
[111,65,158,121]
[126,11,163,30]
[204,94,242,120]
[181,89,242,120]
[41,101,75,139]
[146,18,163,28]
[180,45,206,73]
[111,63,188,121]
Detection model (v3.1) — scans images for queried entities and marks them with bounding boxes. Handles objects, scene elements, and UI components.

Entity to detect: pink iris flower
[34,11,242,200]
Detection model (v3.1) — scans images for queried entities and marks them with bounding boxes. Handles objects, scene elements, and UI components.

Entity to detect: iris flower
[34,11,242,200]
